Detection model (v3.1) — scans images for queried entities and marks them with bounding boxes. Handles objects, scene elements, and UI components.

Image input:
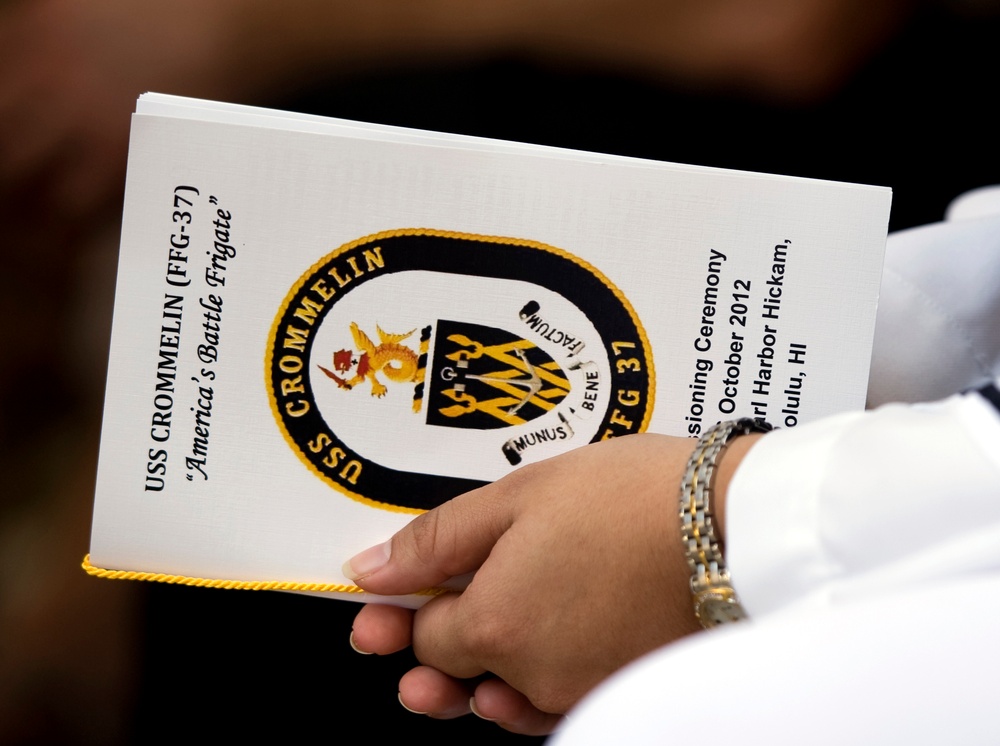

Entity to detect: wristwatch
[679,418,772,628]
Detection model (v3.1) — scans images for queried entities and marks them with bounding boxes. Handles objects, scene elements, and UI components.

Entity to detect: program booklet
[87,93,892,606]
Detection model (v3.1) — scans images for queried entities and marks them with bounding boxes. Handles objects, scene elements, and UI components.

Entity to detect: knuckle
[460,613,510,659]
[404,502,473,577]
[496,460,542,496]
[528,682,575,715]
[407,508,447,568]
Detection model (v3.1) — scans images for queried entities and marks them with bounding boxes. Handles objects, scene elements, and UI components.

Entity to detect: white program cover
[88,94,891,605]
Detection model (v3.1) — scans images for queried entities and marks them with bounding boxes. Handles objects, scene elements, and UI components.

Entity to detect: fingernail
[398,692,428,715]
[349,631,373,655]
[343,540,391,580]
[470,697,499,722]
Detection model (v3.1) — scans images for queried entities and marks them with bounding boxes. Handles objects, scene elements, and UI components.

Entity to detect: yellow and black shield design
[427,320,569,430]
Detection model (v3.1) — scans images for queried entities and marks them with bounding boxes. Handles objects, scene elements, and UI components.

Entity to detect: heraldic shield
[426,319,570,430]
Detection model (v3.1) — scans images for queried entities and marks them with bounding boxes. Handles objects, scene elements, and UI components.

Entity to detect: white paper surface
[89,94,891,602]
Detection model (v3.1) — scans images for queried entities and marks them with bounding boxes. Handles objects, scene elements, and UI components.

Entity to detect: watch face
[695,591,747,628]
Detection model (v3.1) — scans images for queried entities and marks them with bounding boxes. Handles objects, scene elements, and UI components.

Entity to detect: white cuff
[726,390,1000,617]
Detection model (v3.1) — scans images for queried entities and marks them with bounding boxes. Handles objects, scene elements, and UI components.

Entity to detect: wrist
[680,419,771,628]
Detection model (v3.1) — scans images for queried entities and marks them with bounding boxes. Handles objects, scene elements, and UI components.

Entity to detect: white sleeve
[867,200,1000,406]
[552,566,1000,745]
[727,380,1000,617]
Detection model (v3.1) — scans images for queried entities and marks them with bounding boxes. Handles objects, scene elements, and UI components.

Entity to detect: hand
[347,433,714,734]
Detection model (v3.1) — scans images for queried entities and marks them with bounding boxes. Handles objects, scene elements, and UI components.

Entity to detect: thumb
[343,484,512,596]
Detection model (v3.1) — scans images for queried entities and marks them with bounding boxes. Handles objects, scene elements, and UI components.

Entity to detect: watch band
[679,418,772,628]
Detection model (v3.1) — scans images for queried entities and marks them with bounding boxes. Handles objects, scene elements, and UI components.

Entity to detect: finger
[344,478,518,595]
[350,603,414,655]
[473,677,564,736]
[397,666,473,720]
[410,590,488,679]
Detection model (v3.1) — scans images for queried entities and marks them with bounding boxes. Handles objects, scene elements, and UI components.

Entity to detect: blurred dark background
[2,1,999,742]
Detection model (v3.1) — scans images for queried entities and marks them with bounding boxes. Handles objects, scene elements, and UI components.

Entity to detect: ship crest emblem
[266,229,653,512]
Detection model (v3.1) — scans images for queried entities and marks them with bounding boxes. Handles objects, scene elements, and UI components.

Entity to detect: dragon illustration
[318,322,418,398]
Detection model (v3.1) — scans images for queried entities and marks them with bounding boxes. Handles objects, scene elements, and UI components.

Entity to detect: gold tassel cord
[80,555,441,596]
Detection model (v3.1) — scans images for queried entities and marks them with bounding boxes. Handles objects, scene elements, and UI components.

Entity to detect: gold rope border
[81,554,441,596]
